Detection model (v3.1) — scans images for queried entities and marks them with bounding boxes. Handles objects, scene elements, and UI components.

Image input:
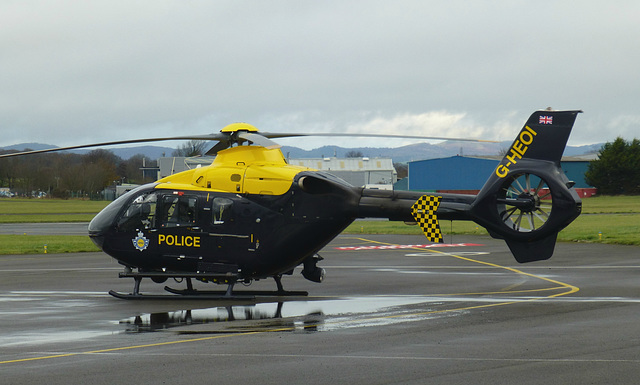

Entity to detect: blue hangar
[401,155,595,197]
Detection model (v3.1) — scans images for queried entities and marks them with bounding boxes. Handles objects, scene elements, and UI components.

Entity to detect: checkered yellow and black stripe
[410,195,443,243]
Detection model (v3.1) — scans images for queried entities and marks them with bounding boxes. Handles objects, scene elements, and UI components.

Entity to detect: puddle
[119,296,456,333]
[0,330,116,347]
[0,292,464,348]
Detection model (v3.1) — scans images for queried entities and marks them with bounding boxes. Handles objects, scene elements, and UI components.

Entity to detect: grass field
[0,198,109,253]
[343,195,640,245]
[0,234,99,254]
[345,212,640,245]
[0,198,109,223]
[0,195,639,254]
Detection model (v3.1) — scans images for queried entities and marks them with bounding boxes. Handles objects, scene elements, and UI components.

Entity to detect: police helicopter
[1,109,582,299]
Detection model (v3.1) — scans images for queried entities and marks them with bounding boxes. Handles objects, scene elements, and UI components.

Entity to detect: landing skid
[163,286,308,297]
[109,271,308,300]
[108,289,254,300]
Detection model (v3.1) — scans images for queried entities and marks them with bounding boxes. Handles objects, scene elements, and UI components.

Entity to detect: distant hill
[2,143,176,160]
[3,141,602,163]
[78,145,176,159]
[561,143,602,156]
[282,141,601,163]
[2,143,58,151]
[281,143,460,162]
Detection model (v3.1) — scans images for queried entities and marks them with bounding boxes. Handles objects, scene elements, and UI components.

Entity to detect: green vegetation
[0,198,110,223]
[578,195,640,214]
[345,195,640,246]
[584,138,640,195]
[0,198,108,254]
[1,195,640,254]
[0,235,100,254]
[558,214,640,245]
[0,149,156,199]
[346,212,640,245]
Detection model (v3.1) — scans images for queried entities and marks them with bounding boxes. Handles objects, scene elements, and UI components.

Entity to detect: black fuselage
[89,171,362,279]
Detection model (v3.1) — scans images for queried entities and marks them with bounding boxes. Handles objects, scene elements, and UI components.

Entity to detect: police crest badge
[132,231,150,252]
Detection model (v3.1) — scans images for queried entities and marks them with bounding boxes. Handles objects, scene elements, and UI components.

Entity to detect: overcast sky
[2,1,639,150]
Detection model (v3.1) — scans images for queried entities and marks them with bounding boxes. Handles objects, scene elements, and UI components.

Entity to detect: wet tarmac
[1,234,640,384]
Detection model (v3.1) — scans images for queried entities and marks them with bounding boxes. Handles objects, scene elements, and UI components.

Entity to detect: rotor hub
[517,191,539,212]
[220,123,259,133]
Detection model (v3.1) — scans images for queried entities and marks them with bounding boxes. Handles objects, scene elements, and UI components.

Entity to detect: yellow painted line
[1,353,78,364]
[352,237,579,298]
[317,237,580,325]
[429,285,568,297]
[1,237,579,365]
[0,331,265,365]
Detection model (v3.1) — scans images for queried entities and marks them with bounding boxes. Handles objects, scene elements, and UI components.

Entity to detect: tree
[172,140,208,157]
[585,137,640,195]
[120,154,155,184]
[394,162,408,179]
[0,150,18,189]
[58,150,119,197]
[0,149,124,198]
[345,150,364,158]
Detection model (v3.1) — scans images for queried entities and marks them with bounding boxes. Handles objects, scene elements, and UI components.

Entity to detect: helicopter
[1,109,582,299]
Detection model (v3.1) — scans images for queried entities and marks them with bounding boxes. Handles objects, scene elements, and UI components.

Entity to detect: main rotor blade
[238,132,281,149]
[0,134,228,159]
[259,132,498,143]
[204,140,232,156]
[203,132,282,156]
[0,127,496,159]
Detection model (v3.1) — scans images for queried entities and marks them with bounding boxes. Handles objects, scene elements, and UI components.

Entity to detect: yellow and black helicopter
[1,109,582,299]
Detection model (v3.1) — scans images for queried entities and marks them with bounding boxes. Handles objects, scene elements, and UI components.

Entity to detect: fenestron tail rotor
[497,172,553,232]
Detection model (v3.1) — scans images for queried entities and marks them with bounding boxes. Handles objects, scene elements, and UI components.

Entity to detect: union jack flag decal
[539,115,553,125]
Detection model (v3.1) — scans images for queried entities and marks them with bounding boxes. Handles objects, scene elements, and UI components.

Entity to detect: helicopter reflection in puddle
[119,301,323,333]
[118,296,448,334]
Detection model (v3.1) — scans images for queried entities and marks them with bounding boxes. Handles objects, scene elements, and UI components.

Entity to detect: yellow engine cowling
[158,146,311,195]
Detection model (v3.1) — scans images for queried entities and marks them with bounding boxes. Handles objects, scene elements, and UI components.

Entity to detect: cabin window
[117,192,157,231]
[160,194,197,228]
[212,197,233,224]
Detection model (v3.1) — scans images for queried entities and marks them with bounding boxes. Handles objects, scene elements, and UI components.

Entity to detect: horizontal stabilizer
[411,195,443,243]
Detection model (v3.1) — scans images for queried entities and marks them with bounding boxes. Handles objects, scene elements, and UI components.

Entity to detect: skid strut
[109,271,308,299]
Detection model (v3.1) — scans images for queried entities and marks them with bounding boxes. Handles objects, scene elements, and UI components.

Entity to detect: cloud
[344,112,469,137]
[1,1,639,151]
[259,110,524,150]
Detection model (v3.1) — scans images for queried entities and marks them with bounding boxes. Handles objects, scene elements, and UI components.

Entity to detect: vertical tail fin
[495,109,580,174]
